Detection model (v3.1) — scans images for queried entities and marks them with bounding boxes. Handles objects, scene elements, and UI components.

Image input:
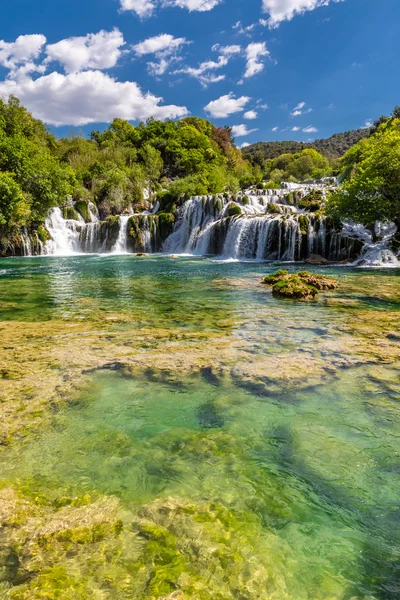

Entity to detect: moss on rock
[37,226,50,244]
[262,270,337,300]
[227,203,242,217]
[62,206,80,221]
[74,201,91,223]
[298,190,324,212]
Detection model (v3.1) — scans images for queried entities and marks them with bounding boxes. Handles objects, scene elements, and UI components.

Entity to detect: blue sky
[0,0,398,146]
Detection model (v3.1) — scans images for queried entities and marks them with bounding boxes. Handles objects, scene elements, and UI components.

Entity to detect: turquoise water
[0,256,399,599]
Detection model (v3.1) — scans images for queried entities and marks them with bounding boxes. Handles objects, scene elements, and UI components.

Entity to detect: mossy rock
[158,212,175,240]
[262,270,337,300]
[74,201,91,223]
[298,190,324,212]
[227,203,242,217]
[267,203,281,214]
[62,206,80,221]
[36,225,50,244]
[298,215,309,236]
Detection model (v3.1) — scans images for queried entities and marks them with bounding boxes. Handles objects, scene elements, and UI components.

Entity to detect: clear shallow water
[0,256,399,599]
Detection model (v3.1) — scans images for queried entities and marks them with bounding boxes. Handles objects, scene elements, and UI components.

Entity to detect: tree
[140,144,163,186]
[0,172,29,227]
[327,118,400,230]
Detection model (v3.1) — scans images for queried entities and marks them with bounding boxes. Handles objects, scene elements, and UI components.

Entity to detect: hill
[242,128,370,164]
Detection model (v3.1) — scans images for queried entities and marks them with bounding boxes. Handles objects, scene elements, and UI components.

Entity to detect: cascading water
[112,215,132,254]
[45,208,82,256]
[16,183,398,266]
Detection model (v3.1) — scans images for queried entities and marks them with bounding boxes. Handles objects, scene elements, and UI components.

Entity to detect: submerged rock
[305,254,329,264]
[262,270,338,300]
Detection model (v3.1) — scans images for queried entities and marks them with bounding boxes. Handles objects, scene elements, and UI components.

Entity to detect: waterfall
[21,228,32,256]
[112,215,132,254]
[17,184,398,265]
[45,208,82,256]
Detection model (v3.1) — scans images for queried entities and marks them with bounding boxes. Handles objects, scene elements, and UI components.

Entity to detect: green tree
[327,118,400,229]
[0,172,29,227]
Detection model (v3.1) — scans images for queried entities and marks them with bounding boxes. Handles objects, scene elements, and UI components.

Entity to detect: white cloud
[290,101,313,116]
[240,142,250,148]
[302,125,318,133]
[120,0,156,18]
[244,110,258,119]
[133,33,187,56]
[0,34,46,75]
[272,126,279,131]
[262,0,344,28]
[232,18,268,35]
[204,92,250,118]
[167,0,222,10]
[231,124,258,137]
[0,69,188,126]
[244,42,269,78]
[292,126,300,131]
[133,33,189,75]
[363,119,373,128]
[175,55,228,86]
[120,0,222,18]
[212,44,242,56]
[45,29,125,74]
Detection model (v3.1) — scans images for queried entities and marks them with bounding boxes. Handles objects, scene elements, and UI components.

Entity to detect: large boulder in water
[305,254,329,264]
[262,270,338,300]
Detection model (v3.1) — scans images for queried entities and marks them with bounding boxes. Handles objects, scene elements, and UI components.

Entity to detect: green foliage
[0,172,29,227]
[0,97,75,233]
[327,117,400,228]
[263,149,330,183]
[243,128,370,163]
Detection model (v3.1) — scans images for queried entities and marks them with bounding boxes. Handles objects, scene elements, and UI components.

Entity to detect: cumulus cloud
[0,34,46,75]
[292,126,300,131]
[0,70,189,126]
[231,124,258,137]
[244,42,269,78]
[272,126,279,131]
[240,142,250,148]
[133,33,189,75]
[120,0,222,18]
[262,0,344,28]
[363,119,373,128]
[244,110,258,119]
[302,125,318,132]
[45,29,125,74]
[204,92,250,118]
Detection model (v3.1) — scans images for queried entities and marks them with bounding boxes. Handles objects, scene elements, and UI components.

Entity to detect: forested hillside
[242,128,370,164]
[0,97,257,253]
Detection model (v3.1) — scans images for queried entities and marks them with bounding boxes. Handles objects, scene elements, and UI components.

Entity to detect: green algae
[0,256,399,599]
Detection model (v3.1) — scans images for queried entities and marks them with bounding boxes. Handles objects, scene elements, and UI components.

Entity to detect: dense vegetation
[327,110,400,234]
[263,148,333,183]
[0,97,258,253]
[0,96,399,255]
[242,128,370,164]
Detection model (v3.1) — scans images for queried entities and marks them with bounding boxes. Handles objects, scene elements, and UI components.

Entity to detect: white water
[112,215,132,254]
[23,186,400,267]
[352,222,400,267]
[44,208,82,256]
